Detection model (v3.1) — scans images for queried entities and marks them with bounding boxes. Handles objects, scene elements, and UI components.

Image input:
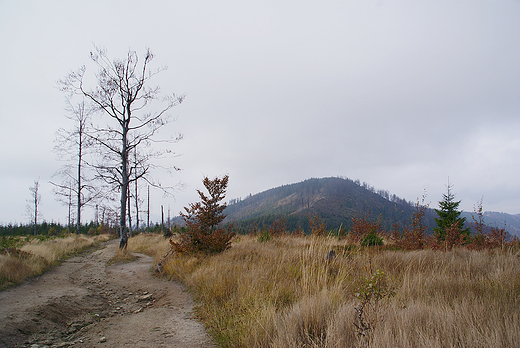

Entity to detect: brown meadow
[152,234,520,348]
[3,232,518,347]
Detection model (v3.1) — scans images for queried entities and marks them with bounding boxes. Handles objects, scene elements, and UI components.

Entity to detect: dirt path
[0,239,217,348]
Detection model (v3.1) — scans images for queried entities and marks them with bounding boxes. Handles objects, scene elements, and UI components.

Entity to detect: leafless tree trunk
[127,184,133,237]
[134,177,140,232]
[67,184,72,228]
[27,179,42,236]
[52,99,99,234]
[133,150,141,232]
[147,185,150,233]
[161,205,164,235]
[59,46,184,249]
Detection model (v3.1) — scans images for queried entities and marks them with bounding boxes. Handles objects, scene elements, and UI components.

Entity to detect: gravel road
[0,239,216,348]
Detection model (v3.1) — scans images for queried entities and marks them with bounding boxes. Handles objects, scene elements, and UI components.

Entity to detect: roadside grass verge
[0,234,112,290]
[126,233,171,260]
[157,234,520,348]
[108,233,170,264]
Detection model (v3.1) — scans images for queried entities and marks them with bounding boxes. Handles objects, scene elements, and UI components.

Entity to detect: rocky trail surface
[0,239,216,348]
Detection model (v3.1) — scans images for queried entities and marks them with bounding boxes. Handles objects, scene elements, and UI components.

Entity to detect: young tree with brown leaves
[351,211,385,244]
[396,193,428,250]
[487,226,507,250]
[172,175,235,253]
[308,214,327,236]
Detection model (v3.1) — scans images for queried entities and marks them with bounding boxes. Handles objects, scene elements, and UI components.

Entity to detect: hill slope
[224,177,436,233]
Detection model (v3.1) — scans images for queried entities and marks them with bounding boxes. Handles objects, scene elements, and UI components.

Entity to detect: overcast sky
[1,1,520,225]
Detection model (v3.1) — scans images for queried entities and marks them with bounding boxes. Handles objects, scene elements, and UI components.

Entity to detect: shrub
[268,217,287,236]
[257,230,272,243]
[361,231,384,247]
[354,269,394,338]
[351,211,385,244]
[309,214,327,236]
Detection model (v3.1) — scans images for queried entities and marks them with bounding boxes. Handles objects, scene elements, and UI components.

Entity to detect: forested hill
[223,177,438,234]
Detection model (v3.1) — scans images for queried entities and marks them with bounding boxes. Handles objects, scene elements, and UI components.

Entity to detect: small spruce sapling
[434,181,470,244]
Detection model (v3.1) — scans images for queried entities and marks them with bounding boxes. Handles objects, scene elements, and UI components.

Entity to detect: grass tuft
[107,248,138,264]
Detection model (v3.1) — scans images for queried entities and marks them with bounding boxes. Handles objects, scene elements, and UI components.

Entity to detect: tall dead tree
[147,185,150,233]
[59,46,184,249]
[52,99,99,234]
[26,179,42,236]
[128,147,152,233]
[133,149,141,231]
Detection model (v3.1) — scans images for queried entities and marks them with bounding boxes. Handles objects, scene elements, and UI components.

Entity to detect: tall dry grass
[160,234,520,348]
[0,234,111,289]
[108,233,171,264]
[127,233,171,259]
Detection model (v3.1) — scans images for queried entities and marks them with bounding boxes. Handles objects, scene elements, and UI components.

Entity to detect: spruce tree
[434,182,470,242]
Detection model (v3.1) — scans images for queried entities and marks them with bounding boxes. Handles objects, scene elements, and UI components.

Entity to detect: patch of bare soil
[0,239,216,348]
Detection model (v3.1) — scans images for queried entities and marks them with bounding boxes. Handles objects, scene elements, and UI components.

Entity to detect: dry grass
[107,233,171,265]
[0,234,111,290]
[108,248,138,264]
[20,234,111,262]
[157,234,520,348]
[126,233,171,260]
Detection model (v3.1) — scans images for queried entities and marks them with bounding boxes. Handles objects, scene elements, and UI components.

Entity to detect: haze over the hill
[1,1,520,224]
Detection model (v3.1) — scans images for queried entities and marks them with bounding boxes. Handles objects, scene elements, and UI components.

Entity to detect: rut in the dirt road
[0,239,216,348]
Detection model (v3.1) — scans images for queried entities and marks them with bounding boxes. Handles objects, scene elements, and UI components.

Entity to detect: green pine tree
[434,182,470,242]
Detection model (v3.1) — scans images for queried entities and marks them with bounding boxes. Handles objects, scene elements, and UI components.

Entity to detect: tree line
[0,221,168,239]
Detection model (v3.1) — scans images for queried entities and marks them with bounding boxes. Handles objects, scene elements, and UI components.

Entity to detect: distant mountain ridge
[461,211,520,237]
[223,177,520,237]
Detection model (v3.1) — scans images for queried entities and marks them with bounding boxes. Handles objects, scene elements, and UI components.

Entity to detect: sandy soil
[0,239,217,348]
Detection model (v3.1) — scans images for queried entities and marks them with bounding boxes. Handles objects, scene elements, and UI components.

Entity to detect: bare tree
[26,179,42,236]
[59,46,184,248]
[52,99,100,234]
